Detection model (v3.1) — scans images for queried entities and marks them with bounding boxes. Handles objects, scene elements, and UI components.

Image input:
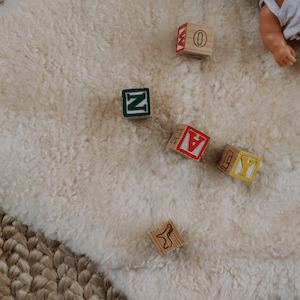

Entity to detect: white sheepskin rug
[1,0,300,299]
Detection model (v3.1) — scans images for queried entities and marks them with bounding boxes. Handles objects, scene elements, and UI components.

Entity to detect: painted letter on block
[193,30,208,48]
[232,153,261,182]
[176,23,187,53]
[220,150,234,171]
[122,88,151,118]
[176,126,210,160]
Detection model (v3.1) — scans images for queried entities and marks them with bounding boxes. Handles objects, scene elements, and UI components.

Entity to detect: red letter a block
[167,124,210,161]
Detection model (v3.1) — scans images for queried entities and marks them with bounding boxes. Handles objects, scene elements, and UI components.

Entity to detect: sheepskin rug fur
[1,0,300,299]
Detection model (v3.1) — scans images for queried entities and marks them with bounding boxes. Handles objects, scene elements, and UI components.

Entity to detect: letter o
[193,30,207,48]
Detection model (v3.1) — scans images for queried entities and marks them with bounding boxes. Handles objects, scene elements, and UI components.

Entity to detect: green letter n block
[122,88,152,118]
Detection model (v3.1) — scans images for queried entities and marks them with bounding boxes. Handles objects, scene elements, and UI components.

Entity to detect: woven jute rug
[0,209,127,300]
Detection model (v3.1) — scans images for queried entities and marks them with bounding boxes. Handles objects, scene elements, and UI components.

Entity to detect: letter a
[188,131,205,152]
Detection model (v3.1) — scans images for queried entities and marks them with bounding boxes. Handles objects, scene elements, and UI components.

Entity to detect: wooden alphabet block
[217,144,262,182]
[167,124,210,161]
[176,23,214,58]
[122,88,153,119]
[148,220,184,256]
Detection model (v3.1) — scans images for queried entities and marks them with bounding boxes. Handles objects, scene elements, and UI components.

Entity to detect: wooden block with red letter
[217,144,262,182]
[167,124,210,161]
[148,220,184,256]
[176,23,214,58]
